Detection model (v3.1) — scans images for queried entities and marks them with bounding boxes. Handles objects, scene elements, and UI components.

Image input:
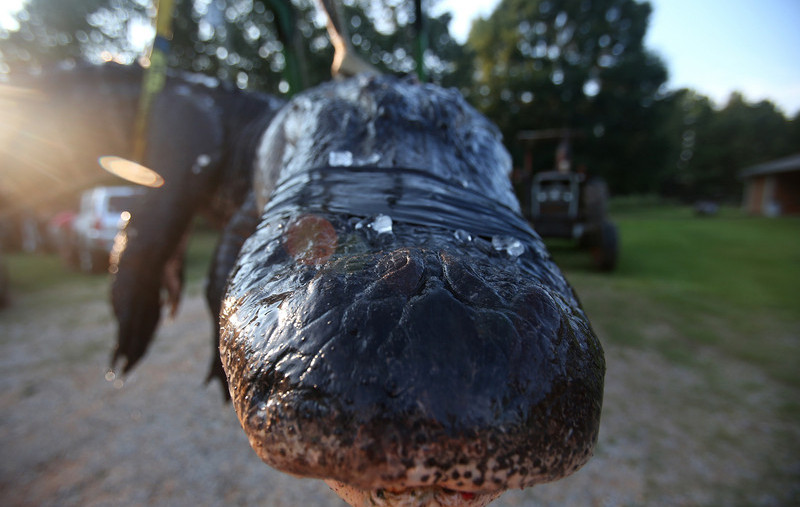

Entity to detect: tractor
[516,129,619,271]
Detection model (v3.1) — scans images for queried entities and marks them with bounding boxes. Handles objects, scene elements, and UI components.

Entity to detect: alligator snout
[219,75,604,505]
[221,216,603,501]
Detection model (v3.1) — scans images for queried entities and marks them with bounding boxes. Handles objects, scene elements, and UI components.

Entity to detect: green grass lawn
[5,225,219,289]
[548,205,800,389]
[5,251,99,293]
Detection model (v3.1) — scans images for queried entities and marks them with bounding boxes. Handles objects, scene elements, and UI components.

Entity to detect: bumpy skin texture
[220,76,605,500]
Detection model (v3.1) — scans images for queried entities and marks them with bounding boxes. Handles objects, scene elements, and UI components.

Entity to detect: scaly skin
[220,75,605,505]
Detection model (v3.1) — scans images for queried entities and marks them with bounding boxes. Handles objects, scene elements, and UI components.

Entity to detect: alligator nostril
[441,252,504,309]
[512,285,563,337]
[375,248,412,273]
[367,249,425,298]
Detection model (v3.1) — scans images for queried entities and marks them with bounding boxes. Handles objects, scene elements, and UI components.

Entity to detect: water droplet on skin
[329,150,353,167]
[192,154,211,174]
[369,214,392,234]
[356,153,381,165]
[492,235,525,258]
[454,229,472,243]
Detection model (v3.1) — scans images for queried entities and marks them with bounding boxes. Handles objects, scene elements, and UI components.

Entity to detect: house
[740,154,800,216]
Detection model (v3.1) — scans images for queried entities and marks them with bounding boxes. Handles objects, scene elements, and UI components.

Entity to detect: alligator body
[219,75,605,506]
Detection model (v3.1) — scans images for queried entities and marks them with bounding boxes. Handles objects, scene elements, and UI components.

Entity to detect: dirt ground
[1,279,798,506]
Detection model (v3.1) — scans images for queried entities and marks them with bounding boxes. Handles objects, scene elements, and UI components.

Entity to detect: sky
[2,0,799,115]
[0,0,23,31]
[435,0,800,116]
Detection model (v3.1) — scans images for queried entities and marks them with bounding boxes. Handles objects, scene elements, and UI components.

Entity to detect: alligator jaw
[222,240,604,499]
[325,481,502,507]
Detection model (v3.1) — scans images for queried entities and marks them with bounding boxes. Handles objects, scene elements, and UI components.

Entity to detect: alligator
[217,74,605,506]
[7,63,603,506]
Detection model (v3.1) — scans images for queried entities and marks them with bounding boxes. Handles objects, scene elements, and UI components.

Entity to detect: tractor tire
[590,220,619,272]
[582,177,610,223]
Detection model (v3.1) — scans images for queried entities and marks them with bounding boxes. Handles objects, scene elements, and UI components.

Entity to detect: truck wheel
[79,246,108,274]
[63,235,80,269]
[92,250,109,274]
[590,220,618,271]
[0,255,9,309]
[78,245,95,273]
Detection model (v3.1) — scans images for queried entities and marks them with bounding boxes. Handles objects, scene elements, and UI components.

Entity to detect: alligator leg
[111,92,224,372]
[204,191,260,395]
[111,189,197,372]
[163,229,190,318]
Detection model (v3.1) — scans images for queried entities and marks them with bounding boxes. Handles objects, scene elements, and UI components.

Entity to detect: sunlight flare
[99,156,165,188]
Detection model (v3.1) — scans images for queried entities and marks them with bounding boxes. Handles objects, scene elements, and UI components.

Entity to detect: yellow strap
[155,0,175,37]
[133,0,175,162]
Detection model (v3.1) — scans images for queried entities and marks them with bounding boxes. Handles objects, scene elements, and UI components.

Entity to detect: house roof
[740,153,800,179]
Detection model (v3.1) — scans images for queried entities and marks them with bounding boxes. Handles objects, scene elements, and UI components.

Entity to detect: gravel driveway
[1,278,798,506]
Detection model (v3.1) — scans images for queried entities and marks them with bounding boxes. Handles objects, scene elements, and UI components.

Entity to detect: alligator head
[220,75,605,506]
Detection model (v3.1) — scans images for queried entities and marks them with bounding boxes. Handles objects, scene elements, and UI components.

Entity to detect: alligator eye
[284,214,338,265]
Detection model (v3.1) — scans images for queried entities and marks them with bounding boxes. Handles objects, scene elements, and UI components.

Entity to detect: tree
[656,88,716,198]
[467,0,668,194]
[1,0,469,94]
[661,90,795,200]
[337,0,468,86]
[0,0,335,94]
[165,0,331,94]
[790,110,800,150]
[0,0,117,74]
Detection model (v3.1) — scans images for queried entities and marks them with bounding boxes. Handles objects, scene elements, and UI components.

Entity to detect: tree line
[1,0,798,202]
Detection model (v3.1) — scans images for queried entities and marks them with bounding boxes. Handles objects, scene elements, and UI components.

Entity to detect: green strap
[267,0,307,95]
[414,0,428,82]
